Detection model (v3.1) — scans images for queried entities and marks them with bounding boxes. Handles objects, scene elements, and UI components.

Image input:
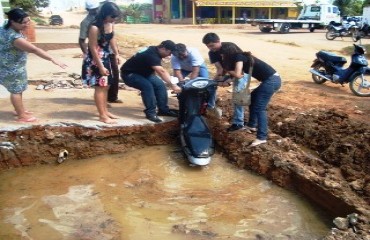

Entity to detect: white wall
[363,6,370,24]
[0,1,4,26]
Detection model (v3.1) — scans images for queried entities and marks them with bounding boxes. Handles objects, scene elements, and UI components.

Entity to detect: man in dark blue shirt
[121,40,181,123]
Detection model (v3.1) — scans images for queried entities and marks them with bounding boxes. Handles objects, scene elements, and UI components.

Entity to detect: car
[49,15,63,25]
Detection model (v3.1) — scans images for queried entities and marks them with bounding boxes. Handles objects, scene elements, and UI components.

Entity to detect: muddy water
[0,145,330,239]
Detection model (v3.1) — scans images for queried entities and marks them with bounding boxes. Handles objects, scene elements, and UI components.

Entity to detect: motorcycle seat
[317,51,347,64]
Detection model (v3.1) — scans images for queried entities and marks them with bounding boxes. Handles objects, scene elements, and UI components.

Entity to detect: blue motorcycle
[310,44,370,97]
[177,78,219,166]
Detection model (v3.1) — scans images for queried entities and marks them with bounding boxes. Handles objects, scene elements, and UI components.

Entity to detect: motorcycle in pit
[309,43,370,97]
[326,21,357,40]
[177,77,219,166]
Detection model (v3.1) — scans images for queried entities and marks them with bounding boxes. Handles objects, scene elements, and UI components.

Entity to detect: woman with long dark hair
[82,1,122,124]
[220,42,281,147]
[0,8,67,123]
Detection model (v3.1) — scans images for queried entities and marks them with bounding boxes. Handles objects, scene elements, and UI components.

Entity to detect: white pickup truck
[251,4,341,33]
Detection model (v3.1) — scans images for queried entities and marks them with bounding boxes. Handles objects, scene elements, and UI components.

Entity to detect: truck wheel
[309,28,315,32]
[259,26,272,33]
[279,23,290,33]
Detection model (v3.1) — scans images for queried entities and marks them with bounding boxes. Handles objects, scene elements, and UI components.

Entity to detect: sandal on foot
[16,116,37,123]
[13,110,33,116]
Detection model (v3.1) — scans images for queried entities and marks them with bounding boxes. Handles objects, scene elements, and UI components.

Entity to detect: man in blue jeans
[120,40,181,123]
[171,43,219,117]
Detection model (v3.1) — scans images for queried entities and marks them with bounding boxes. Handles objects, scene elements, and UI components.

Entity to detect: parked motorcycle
[309,44,370,97]
[352,23,370,42]
[177,78,218,166]
[326,21,357,40]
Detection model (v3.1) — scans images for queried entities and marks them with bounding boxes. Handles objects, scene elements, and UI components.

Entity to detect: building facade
[153,0,300,24]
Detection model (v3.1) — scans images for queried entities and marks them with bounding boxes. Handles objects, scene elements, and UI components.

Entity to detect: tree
[120,3,153,22]
[10,0,49,11]
[10,0,35,11]
[333,0,352,16]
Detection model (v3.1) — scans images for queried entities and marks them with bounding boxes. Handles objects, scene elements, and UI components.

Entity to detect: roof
[193,0,298,7]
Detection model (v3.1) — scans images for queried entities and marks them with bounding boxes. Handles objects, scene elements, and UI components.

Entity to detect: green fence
[126,15,151,24]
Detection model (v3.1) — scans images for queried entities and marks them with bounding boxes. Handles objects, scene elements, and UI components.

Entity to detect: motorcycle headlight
[191,80,209,89]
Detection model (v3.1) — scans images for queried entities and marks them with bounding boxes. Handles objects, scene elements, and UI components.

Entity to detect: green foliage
[10,0,35,11]
[120,3,153,23]
[9,0,49,11]
[342,44,370,58]
[333,0,363,16]
[348,0,364,16]
[364,0,370,7]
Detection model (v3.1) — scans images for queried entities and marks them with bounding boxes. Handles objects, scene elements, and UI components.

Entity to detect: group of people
[0,0,281,147]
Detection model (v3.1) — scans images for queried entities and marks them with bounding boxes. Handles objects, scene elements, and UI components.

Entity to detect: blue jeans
[232,74,249,125]
[233,73,281,140]
[122,73,170,117]
[180,63,217,108]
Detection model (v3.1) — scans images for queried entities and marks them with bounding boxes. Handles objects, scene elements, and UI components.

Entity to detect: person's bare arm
[13,38,67,69]
[214,62,224,76]
[78,38,88,55]
[173,69,184,81]
[110,37,120,65]
[189,66,200,80]
[228,61,244,79]
[153,65,181,93]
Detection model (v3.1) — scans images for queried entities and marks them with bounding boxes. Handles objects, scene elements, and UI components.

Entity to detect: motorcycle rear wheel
[352,30,362,42]
[350,74,370,97]
[326,30,336,40]
[311,63,327,84]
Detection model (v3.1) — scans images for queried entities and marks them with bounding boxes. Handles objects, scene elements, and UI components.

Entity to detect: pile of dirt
[212,92,370,239]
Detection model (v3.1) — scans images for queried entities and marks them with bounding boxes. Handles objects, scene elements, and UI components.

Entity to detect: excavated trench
[0,101,369,239]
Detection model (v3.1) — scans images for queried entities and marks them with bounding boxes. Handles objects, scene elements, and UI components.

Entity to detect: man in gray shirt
[78,0,99,56]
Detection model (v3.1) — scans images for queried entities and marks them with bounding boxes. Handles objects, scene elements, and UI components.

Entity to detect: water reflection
[0,145,330,239]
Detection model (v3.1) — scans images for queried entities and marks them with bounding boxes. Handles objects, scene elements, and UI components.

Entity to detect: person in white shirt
[171,43,208,81]
[171,43,220,117]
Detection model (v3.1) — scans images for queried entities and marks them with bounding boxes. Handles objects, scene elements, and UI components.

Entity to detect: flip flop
[13,110,33,116]
[16,117,38,123]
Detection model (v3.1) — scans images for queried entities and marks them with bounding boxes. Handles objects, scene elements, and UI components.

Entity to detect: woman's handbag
[232,74,251,106]
[232,58,254,106]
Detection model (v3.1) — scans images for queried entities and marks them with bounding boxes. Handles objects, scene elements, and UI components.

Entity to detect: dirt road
[118,23,370,120]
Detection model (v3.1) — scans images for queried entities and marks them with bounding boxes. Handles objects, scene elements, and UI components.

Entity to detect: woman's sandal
[16,116,38,123]
[13,110,33,116]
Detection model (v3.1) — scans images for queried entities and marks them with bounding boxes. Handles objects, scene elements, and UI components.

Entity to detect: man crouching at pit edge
[120,40,181,123]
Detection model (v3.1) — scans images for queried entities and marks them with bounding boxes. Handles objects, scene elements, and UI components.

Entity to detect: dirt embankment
[1,97,369,239]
